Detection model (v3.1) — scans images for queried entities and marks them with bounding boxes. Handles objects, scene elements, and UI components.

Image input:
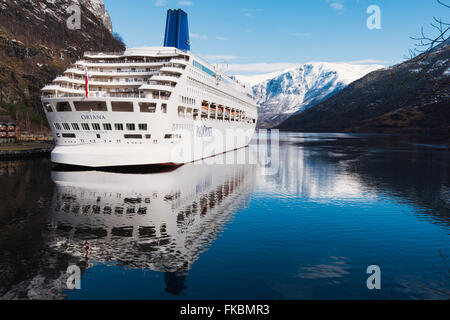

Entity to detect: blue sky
[103,0,447,74]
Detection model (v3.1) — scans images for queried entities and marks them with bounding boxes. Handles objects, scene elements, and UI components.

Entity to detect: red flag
[85,68,89,98]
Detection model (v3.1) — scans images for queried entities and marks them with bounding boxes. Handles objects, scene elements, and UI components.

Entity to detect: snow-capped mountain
[278,43,450,133]
[236,63,384,128]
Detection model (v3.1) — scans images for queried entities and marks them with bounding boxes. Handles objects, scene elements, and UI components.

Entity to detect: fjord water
[0,133,449,300]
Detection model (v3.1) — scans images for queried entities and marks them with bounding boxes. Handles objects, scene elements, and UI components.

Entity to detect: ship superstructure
[41,9,258,167]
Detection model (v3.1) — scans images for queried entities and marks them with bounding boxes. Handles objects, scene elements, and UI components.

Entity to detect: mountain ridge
[277,44,450,134]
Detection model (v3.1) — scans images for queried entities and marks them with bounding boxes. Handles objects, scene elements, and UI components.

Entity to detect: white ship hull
[46,106,256,167]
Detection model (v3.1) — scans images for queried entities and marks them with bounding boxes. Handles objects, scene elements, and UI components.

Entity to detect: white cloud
[203,55,238,61]
[330,2,344,11]
[229,60,387,78]
[178,1,193,5]
[243,8,262,13]
[345,59,388,65]
[190,33,207,40]
[292,32,310,37]
[155,0,168,7]
[216,36,229,41]
[227,62,299,74]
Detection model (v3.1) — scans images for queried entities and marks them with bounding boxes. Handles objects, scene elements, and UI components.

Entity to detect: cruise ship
[41,9,258,167]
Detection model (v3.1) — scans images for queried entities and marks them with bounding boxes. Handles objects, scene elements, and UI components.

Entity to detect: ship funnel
[164,9,190,51]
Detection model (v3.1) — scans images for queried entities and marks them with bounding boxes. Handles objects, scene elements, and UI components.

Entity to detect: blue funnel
[164,9,190,51]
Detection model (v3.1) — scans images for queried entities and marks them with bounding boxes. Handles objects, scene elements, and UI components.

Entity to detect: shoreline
[0,141,53,161]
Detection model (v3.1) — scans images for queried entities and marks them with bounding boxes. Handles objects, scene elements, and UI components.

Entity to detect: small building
[0,122,19,141]
[7,123,17,132]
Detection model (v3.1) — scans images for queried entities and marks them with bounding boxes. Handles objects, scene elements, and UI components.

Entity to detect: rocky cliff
[0,0,124,132]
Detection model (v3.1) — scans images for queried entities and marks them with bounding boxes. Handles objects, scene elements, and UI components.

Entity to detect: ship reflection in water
[0,133,449,300]
[47,152,256,297]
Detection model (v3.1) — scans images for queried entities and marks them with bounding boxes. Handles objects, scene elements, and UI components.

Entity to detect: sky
[103,0,448,75]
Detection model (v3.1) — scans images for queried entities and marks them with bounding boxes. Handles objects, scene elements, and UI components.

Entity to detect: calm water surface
[0,133,449,300]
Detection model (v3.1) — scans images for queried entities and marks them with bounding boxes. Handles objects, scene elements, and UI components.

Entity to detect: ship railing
[78,59,171,64]
[146,81,177,88]
[84,51,125,56]
[42,92,143,99]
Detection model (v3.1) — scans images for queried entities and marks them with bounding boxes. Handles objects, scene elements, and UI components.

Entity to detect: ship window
[62,123,70,130]
[81,123,90,131]
[74,101,107,112]
[164,134,173,139]
[54,123,62,130]
[103,123,112,131]
[145,134,151,139]
[178,106,185,117]
[111,102,133,112]
[92,123,101,131]
[115,123,124,131]
[124,134,142,139]
[71,123,80,130]
[139,103,157,113]
[161,104,167,114]
[43,103,53,112]
[193,109,199,120]
[62,133,76,138]
[56,102,72,112]
[126,123,135,131]
[138,124,147,131]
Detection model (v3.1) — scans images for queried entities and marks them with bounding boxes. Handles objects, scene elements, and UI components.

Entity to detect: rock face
[278,44,450,134]
[241,63,383,128]
[0,0,124,131]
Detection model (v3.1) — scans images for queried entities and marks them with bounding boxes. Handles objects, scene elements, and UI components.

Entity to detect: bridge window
[92,123,101,131]
[112,101,134,112]
[103,123,112,131]
[115,123,124,131]
[139,102,157,113]
[74,101,107,112]
[138,124,147,131]
[81,123,90,130]
[71,123,80,130]
[126,123,135,131]
[56,102,72,112]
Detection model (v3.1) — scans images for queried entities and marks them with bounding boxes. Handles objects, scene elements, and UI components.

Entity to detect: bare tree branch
[407,0,449,60]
